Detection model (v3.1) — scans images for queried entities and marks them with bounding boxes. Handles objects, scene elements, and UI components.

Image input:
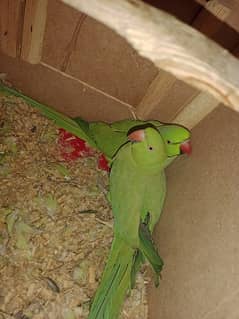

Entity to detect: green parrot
[88,125,187,319]
[74,117,191,163]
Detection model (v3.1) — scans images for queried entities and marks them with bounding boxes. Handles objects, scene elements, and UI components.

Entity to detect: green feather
[88,238,133,319]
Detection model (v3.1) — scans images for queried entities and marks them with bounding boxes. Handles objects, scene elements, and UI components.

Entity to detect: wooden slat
[172,0,238,127]
[131,0,239,127]
[136,70,176,119]
[41,0,81,69]
[60,13,87,72]
[192,0,239,52]
[173,92,220,128]
[195,0,239,33]
[0,0,25,57]
[21,0,48,64]
[42,0,157,106]
[171,35,239,128]
[0,51,135,121]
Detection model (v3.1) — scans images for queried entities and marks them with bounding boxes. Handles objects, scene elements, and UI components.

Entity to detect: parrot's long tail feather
[0,83,97,148]
[88,238,134,319]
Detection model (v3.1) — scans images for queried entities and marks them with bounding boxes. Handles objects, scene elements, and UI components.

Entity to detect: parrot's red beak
[180,140,192,155]
[128,129,145,142]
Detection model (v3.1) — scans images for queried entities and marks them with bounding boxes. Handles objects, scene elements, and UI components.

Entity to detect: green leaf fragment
[6,210,35,250]
[0,152,6,163]
[6,211,18,235]
[54,163,70,179]
[15,220,34,250]
[88,185,99,195]
[41,130,57,143]
[15,231,29,250]
[0,166,10,176]
[63,309,76,319]
[15,220,34,233]
[73,261,89,283]
[4,137,17,154]
[44,195,58,216]
[0,208,11,216]
[35,194,59,216]
[0,122,11,135]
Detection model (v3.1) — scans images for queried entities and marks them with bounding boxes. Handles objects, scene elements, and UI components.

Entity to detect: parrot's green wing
[89,122,128,160]
[88,119,164,159]
[131,233,163,288]
[131,169,166,288]
[139,222,164,287]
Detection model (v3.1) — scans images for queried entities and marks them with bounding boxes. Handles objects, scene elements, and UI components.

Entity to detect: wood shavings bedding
[0,96,148,319]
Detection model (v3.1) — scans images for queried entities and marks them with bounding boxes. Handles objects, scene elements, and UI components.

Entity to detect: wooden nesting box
[1,0,239,318]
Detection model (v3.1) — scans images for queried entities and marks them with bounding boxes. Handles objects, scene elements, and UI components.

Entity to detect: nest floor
[0,95,148,319]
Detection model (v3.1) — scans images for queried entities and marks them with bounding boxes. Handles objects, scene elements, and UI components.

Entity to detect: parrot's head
[128,127,167,169]
[159,124,192,157]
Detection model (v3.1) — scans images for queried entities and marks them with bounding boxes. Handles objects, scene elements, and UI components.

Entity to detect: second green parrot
[88,124,190,319]
[74,117,192,163]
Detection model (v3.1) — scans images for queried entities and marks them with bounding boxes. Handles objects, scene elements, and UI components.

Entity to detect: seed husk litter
[0,95,149,319]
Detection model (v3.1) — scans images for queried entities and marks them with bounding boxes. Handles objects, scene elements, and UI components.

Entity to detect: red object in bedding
[58,128,94,161]
[58,128,110,172]
[98,154,110,172]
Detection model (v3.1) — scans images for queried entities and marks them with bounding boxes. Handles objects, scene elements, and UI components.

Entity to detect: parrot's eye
[167,140,171,144]
[148,146,153,151]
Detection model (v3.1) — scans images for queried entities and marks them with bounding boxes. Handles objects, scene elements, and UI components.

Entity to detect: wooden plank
[168,0,238,127]
[192,0,239,51]
[0,0,25,57]
[42,0,81,69]
[135,0,239,124]
[43,0,157,106]
[60,13,87,72]
[195,0,239,33]
[196,0,231,22]
[172,92,220,128]
[136,70,176,119]
[166,0,239,127]
[0,51,136,122]
[171,39,239,128]
[143,81,199,123]
[66,15,158,106]
[61,0,239,113]
[21,0,48,64]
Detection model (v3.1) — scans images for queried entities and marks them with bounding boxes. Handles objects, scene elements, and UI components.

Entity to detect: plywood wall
[148,105,239,318]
